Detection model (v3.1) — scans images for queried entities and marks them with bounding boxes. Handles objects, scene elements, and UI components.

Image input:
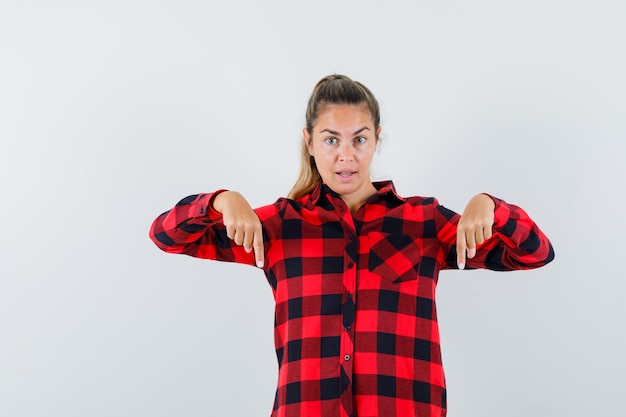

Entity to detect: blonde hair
[288,74,381,200]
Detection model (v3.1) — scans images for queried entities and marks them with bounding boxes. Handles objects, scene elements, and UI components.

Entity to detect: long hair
[288,74,381,200]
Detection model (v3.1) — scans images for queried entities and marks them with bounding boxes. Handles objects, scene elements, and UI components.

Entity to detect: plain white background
[1,1,624,416]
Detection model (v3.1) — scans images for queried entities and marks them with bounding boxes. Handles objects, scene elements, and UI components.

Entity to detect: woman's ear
[303,128,313,156]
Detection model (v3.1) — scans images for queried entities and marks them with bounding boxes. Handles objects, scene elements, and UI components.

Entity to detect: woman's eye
[354,136,366,144]
[325,137,338,145]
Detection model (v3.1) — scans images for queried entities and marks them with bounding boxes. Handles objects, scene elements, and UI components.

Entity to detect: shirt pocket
[368,232,421,283]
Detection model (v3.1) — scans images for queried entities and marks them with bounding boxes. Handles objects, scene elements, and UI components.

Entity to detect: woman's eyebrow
[319,127,371,135]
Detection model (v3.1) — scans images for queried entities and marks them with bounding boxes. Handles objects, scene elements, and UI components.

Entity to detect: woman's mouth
[336,171,356,182]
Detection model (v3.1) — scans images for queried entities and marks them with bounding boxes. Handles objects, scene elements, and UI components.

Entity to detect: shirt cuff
[484,194,508,229]
[193,189,228,219]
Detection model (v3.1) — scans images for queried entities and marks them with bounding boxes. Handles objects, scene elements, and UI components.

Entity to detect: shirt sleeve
[148,191,281,267]
[434,194,555,271]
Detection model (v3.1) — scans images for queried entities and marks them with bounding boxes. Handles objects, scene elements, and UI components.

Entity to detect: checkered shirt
[149,181,554,417]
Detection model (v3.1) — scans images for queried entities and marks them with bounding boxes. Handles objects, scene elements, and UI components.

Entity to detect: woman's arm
[455,194,496,270]
[435,194,555,271]
[212,191,265,267]
[149,190,269,268]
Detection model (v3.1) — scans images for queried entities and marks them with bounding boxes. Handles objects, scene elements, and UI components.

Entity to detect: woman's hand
[212,191,264,268]
[456,194,496,270]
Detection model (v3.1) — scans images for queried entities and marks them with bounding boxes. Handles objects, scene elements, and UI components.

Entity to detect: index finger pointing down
[456,231,467,270]
[253,229,264,268]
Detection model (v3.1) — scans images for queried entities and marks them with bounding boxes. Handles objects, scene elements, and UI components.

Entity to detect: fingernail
[256,261,264,268]
[458,263,465,270]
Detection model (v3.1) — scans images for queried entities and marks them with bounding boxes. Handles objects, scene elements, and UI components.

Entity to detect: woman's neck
[340,182,378,215]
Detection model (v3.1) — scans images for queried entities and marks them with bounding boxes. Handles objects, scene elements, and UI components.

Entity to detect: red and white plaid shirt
[149,181,554,417]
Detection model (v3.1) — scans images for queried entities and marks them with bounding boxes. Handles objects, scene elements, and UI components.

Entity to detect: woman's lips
[335,171,356,183]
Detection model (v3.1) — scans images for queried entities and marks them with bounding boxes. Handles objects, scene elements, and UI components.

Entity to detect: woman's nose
[338,143,354,161]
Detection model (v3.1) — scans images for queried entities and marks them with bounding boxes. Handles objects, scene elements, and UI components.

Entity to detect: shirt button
[347,262,354,269]
[345,325,351,331]
[346,293,352,299]
[344,354,351,361]
[349,234,355,240]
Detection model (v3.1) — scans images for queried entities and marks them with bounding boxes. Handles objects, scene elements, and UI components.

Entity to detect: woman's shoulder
[253,195,305,219]
[402,195,439,206]
[377,182,440,208]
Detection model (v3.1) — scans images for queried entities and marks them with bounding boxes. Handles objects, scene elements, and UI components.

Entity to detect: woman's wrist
[211,191,232,214]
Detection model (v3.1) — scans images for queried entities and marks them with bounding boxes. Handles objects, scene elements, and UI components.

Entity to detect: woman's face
[304,103,381,207]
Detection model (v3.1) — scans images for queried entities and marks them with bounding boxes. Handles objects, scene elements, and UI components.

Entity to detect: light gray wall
[1,1,624,416]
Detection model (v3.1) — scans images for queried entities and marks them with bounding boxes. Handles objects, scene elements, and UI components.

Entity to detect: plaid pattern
[149,181,554,417]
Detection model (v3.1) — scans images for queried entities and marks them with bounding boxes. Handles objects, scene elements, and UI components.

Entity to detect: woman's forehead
[315,104,375,131]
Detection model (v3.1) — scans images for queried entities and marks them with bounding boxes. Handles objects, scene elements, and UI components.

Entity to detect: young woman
[149,74,554,417]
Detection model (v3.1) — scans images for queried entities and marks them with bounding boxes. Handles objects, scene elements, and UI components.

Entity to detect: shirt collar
[309,180,406,207]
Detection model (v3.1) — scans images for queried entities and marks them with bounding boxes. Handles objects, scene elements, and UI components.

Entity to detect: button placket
[331,198,359,408]
[339,220,357,403]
